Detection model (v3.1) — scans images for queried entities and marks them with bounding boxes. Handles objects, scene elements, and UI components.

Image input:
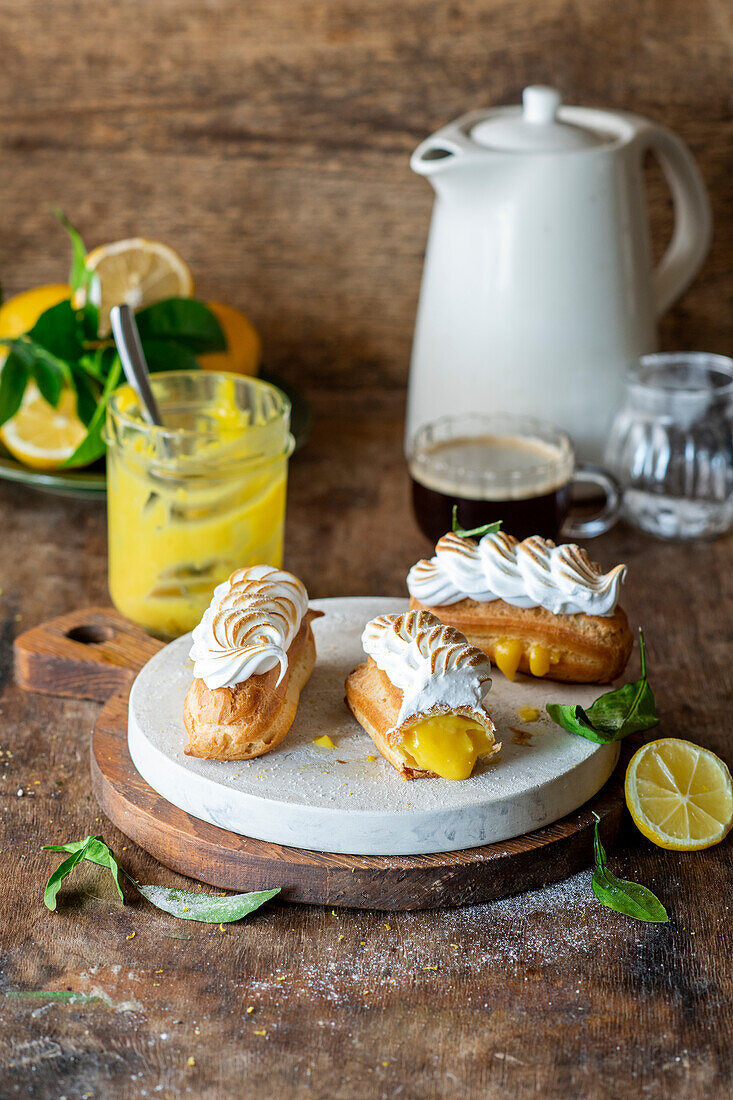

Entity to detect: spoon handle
[110,304,164,427]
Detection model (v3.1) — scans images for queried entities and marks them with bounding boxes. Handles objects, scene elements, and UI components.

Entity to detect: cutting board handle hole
[65,624,116,645]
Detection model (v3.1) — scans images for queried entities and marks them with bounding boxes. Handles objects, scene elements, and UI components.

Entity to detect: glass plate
[0,371,311,501]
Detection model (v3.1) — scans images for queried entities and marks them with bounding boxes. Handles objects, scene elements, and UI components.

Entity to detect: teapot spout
[411,126,480,176]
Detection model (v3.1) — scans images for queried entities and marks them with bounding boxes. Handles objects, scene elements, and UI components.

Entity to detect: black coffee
[409,434,572,544]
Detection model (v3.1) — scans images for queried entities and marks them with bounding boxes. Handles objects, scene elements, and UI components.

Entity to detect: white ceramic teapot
[406,86,711,461]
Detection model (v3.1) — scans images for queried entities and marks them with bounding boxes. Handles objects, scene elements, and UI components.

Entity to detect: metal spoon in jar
[110,304,164,427]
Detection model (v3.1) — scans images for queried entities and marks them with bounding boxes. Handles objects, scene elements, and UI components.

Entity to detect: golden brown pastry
[407,531,633,684]
[345,609,500,781]
[182,565,320,760]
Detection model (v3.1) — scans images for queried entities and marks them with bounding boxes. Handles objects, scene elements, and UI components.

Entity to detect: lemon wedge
[0,381,87,469]
[626,738,733,851]
[75,238,194,335]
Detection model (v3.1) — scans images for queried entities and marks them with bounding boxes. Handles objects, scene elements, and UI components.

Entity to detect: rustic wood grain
[1,402,731,1098]
[91,676,624,911]
[14,606,163,703]
[0,0,732,395]
[0,1,732,1094]
[15,606,625,909]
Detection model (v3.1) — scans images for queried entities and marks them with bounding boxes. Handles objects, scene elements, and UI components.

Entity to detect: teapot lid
[470,86,608,152]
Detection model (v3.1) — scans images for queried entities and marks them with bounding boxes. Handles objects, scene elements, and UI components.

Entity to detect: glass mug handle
[561,465,622,539]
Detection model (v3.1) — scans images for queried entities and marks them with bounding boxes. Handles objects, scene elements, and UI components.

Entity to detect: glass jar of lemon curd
[105,371,293,638]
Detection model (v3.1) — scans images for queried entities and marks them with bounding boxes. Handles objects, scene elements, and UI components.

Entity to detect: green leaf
[590,814,668,923]
[43,835,126,906]
[59,355,122,468]
[135,884,280,923]
[82,837,126,902]
[141,338,201,373]
[43,834,280,923]
[54,208,90,298]
[31,358,64,407]
[546,630,659,744]
[135,298,226,353]
[69,367,100,426]
[0,354,29,426]
[27,300,83,361]
[43,850,88,911]
[451,505,502,540]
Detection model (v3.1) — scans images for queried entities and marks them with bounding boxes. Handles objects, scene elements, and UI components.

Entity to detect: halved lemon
[626,738,733,851]
[75,238,194,336]
[0,381,87,470]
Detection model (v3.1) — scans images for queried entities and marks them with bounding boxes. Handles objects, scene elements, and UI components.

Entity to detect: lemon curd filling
[399,715,491,780]
[492,637,559,680]
[106,377,291,638]
[493,638,524,680]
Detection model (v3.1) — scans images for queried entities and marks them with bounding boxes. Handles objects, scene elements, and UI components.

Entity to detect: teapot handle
[641,126,712,317]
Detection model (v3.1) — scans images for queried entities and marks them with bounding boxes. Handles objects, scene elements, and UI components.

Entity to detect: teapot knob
[522,85,562,124]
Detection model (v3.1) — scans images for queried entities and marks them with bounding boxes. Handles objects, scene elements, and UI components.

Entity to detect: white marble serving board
[128,597,619,856]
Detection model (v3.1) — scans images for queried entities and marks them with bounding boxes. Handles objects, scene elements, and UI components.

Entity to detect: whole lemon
[198,301,261,376]
[0,284,71,344]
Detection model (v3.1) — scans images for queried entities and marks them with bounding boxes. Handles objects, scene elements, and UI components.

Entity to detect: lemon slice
[76,238,194,336]
[0,381,87,469]
[626,738,733,851]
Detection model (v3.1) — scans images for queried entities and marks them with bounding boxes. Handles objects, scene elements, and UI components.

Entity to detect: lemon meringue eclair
[407,531,633,684]
[183,565,320,760]
[345,609,500,780]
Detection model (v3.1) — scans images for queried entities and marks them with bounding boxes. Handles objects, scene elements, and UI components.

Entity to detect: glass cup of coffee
[408,413,621,544]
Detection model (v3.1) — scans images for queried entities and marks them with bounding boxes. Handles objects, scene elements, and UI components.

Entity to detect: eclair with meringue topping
[183,565,321,760]
[407,531,633,684]
[345,610,500,780]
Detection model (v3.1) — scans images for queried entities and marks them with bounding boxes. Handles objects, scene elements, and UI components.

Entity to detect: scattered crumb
[187,1057,196,1067]
[313,735,335,749]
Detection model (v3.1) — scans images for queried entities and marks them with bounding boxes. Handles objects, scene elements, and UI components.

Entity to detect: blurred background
[2,0,731,411]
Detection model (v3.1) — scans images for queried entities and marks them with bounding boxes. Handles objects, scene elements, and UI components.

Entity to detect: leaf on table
[43,835,281,922]
[546,630,658,744]
[0,355,29,426]
[135,885,281,923]
[135,298,226,353]
[43,835,127,906]
[43,846,90,911]
[590,813,668,923]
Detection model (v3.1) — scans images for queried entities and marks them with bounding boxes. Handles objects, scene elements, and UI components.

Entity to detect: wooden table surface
[0,394,731,1099]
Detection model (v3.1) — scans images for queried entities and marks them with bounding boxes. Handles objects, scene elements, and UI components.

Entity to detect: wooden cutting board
[14,605,627,910]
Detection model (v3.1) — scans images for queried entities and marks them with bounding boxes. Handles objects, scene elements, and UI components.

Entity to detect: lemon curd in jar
[105,371,293,638]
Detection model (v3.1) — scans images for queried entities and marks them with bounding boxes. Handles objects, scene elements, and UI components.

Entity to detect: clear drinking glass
[105,371,293,638]
[605,353,733,540]
[408,413,621,544]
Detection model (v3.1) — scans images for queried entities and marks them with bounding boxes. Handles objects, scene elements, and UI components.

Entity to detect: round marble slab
[127,597,619,856]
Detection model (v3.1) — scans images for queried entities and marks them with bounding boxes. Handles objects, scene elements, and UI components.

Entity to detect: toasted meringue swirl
[190,565,309,690]
[362,609,492,726]
[407,531,626,617]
